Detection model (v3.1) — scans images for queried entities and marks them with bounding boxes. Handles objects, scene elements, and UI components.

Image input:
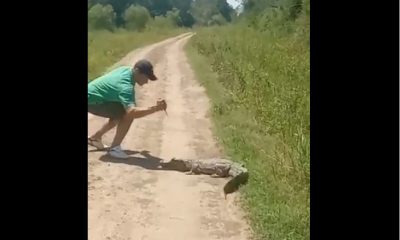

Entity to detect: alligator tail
[223,165,249,199]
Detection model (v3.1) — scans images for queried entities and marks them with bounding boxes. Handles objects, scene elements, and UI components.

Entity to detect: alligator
[159,158,249,199]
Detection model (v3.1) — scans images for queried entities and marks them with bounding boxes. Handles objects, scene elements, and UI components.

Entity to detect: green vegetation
[88,0,235,29]
[88,4,116,31]
[185,0,310,239]
[88,29,185,80]
[123,5,152,31]
[88,0,235,79]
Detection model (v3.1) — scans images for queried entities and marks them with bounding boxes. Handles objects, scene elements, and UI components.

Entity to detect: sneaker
[88,137,107,150]
[108,146,130,159]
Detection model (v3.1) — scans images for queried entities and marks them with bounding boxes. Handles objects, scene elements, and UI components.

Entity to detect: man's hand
[125,99,167,119]
[156,99,167,111]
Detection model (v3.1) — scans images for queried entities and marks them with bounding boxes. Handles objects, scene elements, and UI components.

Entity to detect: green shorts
[88,102,126,120]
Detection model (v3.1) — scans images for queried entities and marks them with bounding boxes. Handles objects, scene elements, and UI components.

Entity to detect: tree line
[88,0,236,31]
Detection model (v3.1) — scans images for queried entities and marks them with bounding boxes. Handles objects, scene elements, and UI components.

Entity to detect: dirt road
[88,33,251,240]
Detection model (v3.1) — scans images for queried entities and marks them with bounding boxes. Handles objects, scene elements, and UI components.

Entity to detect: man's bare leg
[110,113,134,148]
[90,119,119,140]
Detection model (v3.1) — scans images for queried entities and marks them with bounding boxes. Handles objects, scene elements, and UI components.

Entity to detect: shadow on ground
[97,150,173,171]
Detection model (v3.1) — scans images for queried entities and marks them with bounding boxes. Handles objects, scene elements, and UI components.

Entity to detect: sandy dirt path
[88,33,251,240]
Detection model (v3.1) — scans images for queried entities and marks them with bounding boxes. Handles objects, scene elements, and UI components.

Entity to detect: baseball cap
[134,59,157,80]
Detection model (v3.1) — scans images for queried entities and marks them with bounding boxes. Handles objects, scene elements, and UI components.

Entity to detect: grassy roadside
[88,29,186,80]
[185,26,309,240]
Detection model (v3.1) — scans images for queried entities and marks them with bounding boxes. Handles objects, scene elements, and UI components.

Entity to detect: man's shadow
[98,150,168,171]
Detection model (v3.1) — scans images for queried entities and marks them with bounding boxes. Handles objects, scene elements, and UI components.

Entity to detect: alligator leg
[210,173,222,178]
[186,164,200,175]
[212,164,229,178]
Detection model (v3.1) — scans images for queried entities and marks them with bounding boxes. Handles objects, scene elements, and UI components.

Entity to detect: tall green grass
[88,29,185,80]
[186,23,309,240]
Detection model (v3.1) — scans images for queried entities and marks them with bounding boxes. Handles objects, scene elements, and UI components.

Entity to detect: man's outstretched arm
[125,100,167,119]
